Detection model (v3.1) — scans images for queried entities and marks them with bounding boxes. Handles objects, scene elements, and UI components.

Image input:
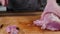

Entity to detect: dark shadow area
[7,0,47,12]
[56,0,60,6]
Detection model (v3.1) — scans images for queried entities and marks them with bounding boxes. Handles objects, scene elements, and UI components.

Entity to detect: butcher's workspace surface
[0,12,60,34]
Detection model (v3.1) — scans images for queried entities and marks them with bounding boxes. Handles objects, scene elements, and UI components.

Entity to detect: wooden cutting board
[0,12,60,34]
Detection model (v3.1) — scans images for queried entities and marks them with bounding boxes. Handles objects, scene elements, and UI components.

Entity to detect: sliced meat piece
[6,25,19,34]
[33,0,60,31]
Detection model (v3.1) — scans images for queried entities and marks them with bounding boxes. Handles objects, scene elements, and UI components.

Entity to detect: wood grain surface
[0,12,60,34]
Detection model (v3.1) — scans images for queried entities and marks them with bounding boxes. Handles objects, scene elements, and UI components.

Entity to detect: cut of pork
[33,0,60,31]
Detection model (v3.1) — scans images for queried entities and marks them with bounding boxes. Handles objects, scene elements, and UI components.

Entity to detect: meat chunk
[34,13,60,31]
[6,25,19,34]
[33,0,60,31]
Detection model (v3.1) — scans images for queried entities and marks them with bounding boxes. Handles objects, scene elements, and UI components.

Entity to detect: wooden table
[0,12,60,34]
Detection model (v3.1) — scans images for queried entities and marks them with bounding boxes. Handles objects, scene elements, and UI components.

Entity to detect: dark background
[0,0,60,12]
[7,0,47,12]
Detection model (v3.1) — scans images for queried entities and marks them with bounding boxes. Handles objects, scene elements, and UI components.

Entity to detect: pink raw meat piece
[33,0,60,31]
[6,25,19,34]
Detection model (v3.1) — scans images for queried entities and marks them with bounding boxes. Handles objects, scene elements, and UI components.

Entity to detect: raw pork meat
[33,0,60,31]
[6,25,19,34]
